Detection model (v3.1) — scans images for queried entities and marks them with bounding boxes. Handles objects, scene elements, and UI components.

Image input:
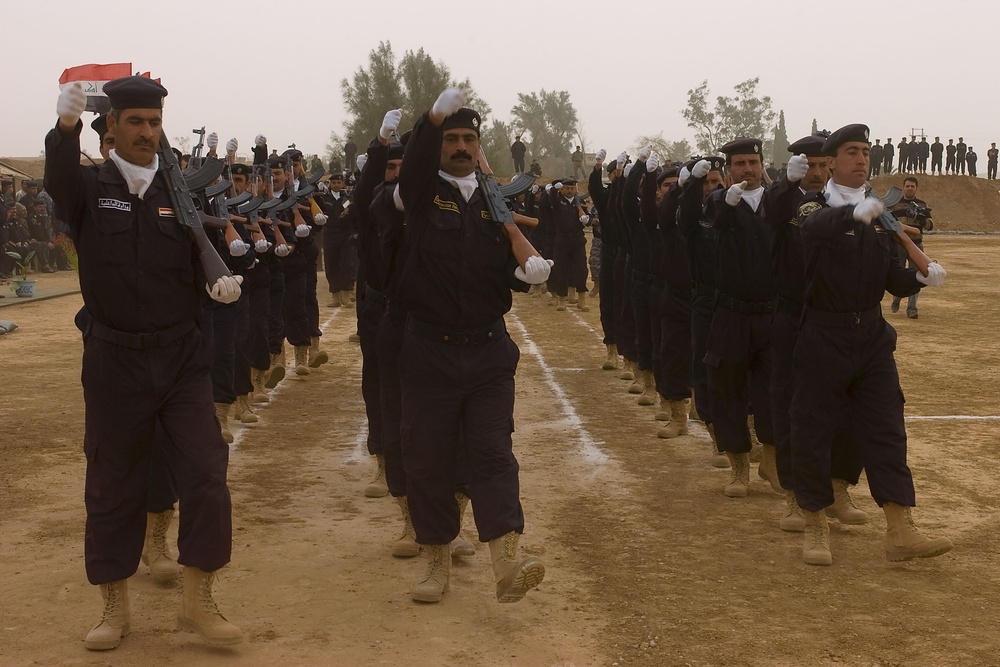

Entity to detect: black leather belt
[692,282,716,299]
[89,319,195,351]
[716,292,776,315]
[776,296,803,318]
[663,283,692,301]
[804,305,882,328]
[364,284,387,308]
[407,317,506,346]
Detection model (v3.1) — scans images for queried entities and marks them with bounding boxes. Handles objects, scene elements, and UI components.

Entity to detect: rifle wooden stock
[893,231,932,276]
[477,148,542,269]
[513,212,538,228]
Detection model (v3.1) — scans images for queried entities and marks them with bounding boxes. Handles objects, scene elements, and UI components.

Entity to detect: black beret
[822,124,870,156]
[282,149,303,161]
[229,163,252,176]
[656,167,680,184]
[328,171,345,180]
[606,160,617,173]
[684,156,725,173]
[720,138,762,160]
[387,141,405,160]
[441,108,481,137]
[399,129,412,146]
[266,155,287,169]
[104,76,168,110]
[559,178,578,186]
[19,195,35,208]
[787,135,826,157]
[91,114,109,138]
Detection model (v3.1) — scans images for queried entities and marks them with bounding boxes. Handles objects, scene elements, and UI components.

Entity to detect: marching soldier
[545,178,591,312]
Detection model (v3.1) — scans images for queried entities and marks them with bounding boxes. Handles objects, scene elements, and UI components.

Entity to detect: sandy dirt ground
[1,235,998,667]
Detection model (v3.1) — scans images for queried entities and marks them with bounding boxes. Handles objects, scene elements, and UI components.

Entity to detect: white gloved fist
[295,223,310,237]
[207,132,219,150]
[595,149,607,163]
[725,180,747,207]
[545,183,553,193]
[254,134,267,147]
[646,154,659,172]
[530,184,540,194]
[638,144,652,162]
[392,185,405,212]
[915,262,947,287]
[274,243,290,257]
[431,87,466,118]
[580,214,591,224]
[616,152,628,166]
[678,166,691,186]
[553,181,563,190]
[853,198,884,224]
[514,256,554,285]
[380,108,403,140]
[355,154,368,172]
[623,163,634,177]
[228,239,249,257]
[313,213,328,226]
[786,153,809,182]
[57,83,87,127]
[692,159,711,179]
[226,138,239,155]
[255,238,271,254]
[206,274,243,304]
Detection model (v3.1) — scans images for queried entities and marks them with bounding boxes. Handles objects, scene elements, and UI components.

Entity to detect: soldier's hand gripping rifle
[158,134,233,285]
[476,147,542,270]
[875,187,932,276]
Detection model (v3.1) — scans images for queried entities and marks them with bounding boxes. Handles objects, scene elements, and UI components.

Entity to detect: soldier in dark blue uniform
[47,77,242,650]
[545,178,591,312]
[791,123,952,566]
[588,151,621,370]
[397,87,545,604]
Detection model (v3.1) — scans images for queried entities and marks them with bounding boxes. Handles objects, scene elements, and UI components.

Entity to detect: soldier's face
[830,142,870,188]
[656,178,676,204]
[232,174,248,194]
[99,132,115,160]
[384,159,402,183]
[560,184,577,198]
[440,129,480,177]
[271,167,286,190]
[903,182,917,198]
[329,177,345,193]
[802,157,830,191]
[702,172,724,202]
[728,154,763,190]
[107,108,162,166]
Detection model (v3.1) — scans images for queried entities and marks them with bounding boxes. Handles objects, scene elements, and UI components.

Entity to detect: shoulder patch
[433,195,459,214]
[797,201,822,218]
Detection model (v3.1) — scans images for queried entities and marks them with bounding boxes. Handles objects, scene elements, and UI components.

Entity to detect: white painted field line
[907,415,1000,421]
[507,313,609,465]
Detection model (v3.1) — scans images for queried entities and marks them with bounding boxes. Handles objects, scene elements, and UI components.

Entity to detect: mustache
[450,151,473,161]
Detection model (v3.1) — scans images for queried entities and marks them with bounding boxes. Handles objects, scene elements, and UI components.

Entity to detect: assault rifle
[873,186,931,276]
[476,147,542,269]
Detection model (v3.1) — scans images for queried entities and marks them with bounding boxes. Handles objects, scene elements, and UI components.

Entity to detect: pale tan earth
[1,236,998,667]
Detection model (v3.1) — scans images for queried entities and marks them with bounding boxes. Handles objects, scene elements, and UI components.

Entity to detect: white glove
[254,238,271,254]
[692,159,711,179]
[313,213,328,226]
[57,83,87,127]
[295,223,310,237]
[646,154,659,173]
[530,184,540,194]
[514,256,554,284]
[207,132,219,150]
[786,153,809,182]
[254,134,267,147]
[226,138,239,155]
[274,243,290,257]
[553,181,563,190]
[392,185,404,212]
[228,239,249,256]
[206,274,243,304]
[545,184,553,193]
[725,180,747,207]
[853,198,884,224]
[379,108,403,140]
[580,214,591,224]
[623,163,634,177]
[638,144,652,162]
[595,149,607,163]
[615,152,627,166]
[431,87,466,118]
[355,154,368,172]
[678,166,691,186]
[915,262,946,287]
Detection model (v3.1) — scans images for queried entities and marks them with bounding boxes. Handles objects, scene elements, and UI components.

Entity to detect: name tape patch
[98,198,131,212]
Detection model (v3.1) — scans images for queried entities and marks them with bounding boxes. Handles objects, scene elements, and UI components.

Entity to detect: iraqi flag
[59,63,133,114]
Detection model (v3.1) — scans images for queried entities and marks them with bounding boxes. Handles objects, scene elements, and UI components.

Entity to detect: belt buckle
[854,312,861,326]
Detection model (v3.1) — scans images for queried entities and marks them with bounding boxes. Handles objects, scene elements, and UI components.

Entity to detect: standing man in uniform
[917,136,929,173]
[571,145,585,180]
[870,139,883,177]
[945,139,957,174]
[889,176,934,319]
[47,78,242,649]
[930,136,944,175]
[956,137,967,174]
[883,137,894,174]
[397,87,547,604]
[988,143,999,180]
[966,146,978,177]
[791,123,952,566]
[510,134,526,174]
[344,136,358,173]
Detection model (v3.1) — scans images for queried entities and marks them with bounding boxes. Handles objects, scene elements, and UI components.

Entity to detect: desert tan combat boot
[802,510,833,565]
[214,403,233,444]
[293,346,310,376]
[882,503,954,562]
[364,455,388,498]
[177,567,242,645]
[567,286,578,304]
[142,510,180,584]
[655,395,670,421]
[747,415,762,462]
[488,531,546,603]
[628,368,644,394]
[779,491,805,532]
[264,352,285,389]
[251,368,270,404]
[232,395,258,424]
[393,497,421,558]
[412,544,450,603]
[451,492,476,558]
[757,444,784,494]
[637,370,657,406]
[576,290,590,312]
[556,295,567,311]
[657,400,690,439]
[825,478,869,524]
[706,423,729,468]
[330,291,342,307]
[308,336,329,368]
[343,289,355,304]
[602,343,619,371]
[724,452,750,497]
[84,580,131,651]
[619,359,635,381]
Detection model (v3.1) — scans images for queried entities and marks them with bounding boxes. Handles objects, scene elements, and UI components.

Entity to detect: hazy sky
[4,0,998,161]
